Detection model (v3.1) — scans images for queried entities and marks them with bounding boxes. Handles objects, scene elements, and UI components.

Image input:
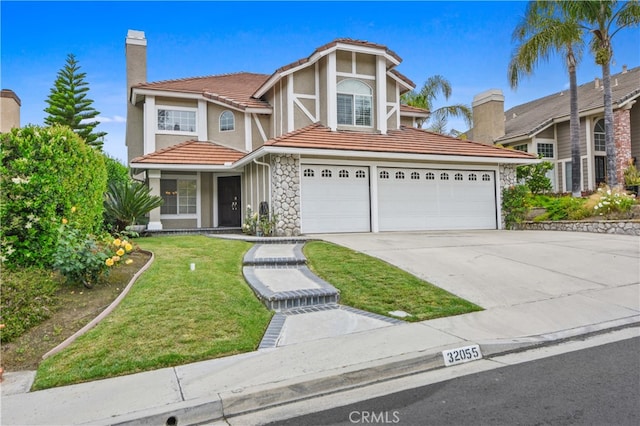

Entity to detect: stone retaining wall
[516,220,640,236]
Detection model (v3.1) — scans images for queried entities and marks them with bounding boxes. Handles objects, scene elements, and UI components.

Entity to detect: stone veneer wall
[499,164,518,228]
[516,220,640,236]
[271,154,301,236]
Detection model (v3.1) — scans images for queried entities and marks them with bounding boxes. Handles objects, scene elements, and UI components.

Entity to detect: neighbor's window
[337,79,373,127]
[513,144,528,152]
[220,110,235,132]
[537,143,554,158]
[160,179,196,215]
[157,109,196,132]
[594,119,605,152]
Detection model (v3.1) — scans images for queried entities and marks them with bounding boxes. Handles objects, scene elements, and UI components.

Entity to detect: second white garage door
[377,168,497,231]
[301,165,371,233]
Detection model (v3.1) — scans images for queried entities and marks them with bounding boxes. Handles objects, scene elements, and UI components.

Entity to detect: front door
[218,176,241,227]
[595,156,606,187]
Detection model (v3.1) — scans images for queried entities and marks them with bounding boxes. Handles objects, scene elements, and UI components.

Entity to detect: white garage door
[301,165,371,233]
[378,168,497,231]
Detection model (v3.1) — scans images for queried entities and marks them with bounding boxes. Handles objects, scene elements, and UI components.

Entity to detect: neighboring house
[1,89,21,133]
[468,66,640,193]
[125,30,536,235]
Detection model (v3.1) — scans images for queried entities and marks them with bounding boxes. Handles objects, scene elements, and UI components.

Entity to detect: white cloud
[96,115,126,123]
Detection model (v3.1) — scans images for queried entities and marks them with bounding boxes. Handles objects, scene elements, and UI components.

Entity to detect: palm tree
[508,1,584,197]
[401,75,472,134]
[564,0,640,186]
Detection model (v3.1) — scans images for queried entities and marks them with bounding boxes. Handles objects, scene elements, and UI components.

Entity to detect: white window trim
[160,174,199,219]
[536,140,556,159]
[219,110,236,132]
[156,105,198,136]
[337,79,374,128]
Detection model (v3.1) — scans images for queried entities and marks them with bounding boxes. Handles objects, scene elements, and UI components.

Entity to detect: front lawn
[304,241,482,321]
[33,236,272,390]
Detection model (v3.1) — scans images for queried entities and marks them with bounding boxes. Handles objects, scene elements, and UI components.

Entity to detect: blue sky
[2,1,639,162]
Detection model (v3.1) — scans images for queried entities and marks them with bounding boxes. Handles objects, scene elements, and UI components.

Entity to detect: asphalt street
[270,337,640,426]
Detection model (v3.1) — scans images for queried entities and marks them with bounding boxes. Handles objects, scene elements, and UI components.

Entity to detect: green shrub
[586,185,636,218]
[502,185,530,229]
[103,154,130,187]
[517,161,554,194]
[0,125,107,268]
[103,181,163,232]
[54,211,136,287]
[0,268,59,343]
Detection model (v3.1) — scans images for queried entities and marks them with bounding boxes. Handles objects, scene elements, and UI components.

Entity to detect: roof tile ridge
[132,139,197,161]
[398,126,536,157]
[137,71,270,88]
[269,122,326,143]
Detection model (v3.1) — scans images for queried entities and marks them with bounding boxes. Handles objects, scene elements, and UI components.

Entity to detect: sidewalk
[2,231,639,425]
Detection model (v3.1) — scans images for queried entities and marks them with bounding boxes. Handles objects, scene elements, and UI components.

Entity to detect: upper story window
[594,119,605,152]
[537,143,554,158]
[220,110,235,132]
[513,144,528,152]
[337,79,372,127]
[157,108,196,133]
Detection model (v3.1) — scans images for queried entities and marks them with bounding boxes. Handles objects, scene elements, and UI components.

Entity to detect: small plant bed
[528,187,639,222]
[303,241,482,321]
[32,236,272,390]
[1,250,151,372]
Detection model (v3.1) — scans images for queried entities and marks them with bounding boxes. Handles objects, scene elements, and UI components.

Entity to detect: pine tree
[44,53,106,149]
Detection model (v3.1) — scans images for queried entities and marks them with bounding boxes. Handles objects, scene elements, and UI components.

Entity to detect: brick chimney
[471,89,505,145]
[0,89,21,132]
[125,30,147,164]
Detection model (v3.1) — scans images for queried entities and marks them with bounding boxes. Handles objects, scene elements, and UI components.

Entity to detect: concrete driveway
[319,230,640,310]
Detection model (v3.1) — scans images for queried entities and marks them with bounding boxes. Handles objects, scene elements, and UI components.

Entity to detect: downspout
[253,158,272,214]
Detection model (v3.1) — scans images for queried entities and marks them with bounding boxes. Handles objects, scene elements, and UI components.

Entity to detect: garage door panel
[301,165,370,233]
[378,168,497,231]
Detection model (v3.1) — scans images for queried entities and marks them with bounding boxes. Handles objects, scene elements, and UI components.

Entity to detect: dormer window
[337,79,372,127]
[220,110,235,132]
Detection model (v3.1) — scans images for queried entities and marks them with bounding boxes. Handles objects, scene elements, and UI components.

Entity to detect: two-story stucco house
[468,66,640,193]
[125,30,536,235]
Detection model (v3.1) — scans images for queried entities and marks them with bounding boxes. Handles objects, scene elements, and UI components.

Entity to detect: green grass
[33,236,272,390]
[304,241,482,322]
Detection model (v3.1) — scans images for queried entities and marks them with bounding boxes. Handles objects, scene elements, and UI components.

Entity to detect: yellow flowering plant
[53,208,137,288]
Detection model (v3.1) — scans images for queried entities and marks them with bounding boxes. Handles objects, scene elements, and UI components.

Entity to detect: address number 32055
[442,344,483,366]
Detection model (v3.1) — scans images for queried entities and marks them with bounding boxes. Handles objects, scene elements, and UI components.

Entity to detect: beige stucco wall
[201,173,213,227]
[251,114,271,150]
[318,57,328,127]
[400,116,414,128]
[355,53,376,75]
[293,66,316,95]
[156,134,192,150]
[207,104,246,151]
[1,91,20,132]
[156,97,197,108]
[162,219,197,229]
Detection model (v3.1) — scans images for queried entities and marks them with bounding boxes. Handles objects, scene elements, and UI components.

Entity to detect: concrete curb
[42,250,155,360]
[100,318,640,426]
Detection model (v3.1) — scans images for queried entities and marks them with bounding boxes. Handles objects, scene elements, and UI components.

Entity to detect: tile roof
[265,123,536,160]
[500,66,640,141]
[400,104,430,115]
[131,140,247,165]
[254,38,415,96]
[274,38,403,75]
[133,72,271,110]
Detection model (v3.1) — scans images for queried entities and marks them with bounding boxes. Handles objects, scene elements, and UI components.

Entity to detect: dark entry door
[218,176,241,227]
[595,156,606,187]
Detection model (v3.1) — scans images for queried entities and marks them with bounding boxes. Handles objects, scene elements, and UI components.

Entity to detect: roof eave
[254,42,403,98]
[257,145,540,165]
[128,162,241,171]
